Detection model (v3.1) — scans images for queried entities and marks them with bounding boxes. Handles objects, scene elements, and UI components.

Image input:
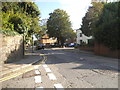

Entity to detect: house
[76,29,92,44]
[39,34,57,47]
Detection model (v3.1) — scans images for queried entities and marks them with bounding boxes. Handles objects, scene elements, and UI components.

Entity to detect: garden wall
[79,46,94,51]
[0,34,24,64]
[94,42,120,58]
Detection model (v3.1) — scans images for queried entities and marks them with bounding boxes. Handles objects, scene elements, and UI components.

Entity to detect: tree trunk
[57,37,60,46]
[61,37,65,47]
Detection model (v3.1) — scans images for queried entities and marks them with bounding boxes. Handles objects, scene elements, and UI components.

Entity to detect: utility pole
[32,34,34,53]
[23,29,25,57]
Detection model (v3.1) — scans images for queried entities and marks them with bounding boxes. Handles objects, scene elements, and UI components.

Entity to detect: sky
[35,0,92,30]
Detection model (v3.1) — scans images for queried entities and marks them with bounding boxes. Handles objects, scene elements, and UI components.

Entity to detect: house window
[80,33,82,37]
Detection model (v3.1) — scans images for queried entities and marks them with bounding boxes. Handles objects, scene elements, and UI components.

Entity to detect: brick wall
[94,42,120,58]
[79,46,94,51]
[0,34,24,64]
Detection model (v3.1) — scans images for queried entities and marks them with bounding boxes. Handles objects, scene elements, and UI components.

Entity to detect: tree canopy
[81,2,119,50]
[35,19,47,39]
[1,2,41,44]
[47,9,75,46]
[94,2,119,50]
[80,2,104,36]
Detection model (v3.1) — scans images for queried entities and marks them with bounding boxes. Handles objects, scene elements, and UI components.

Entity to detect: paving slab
[0,50,44,82]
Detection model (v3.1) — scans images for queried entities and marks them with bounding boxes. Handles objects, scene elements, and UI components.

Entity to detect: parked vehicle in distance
[68,43,76,47]
[36,43,45,50]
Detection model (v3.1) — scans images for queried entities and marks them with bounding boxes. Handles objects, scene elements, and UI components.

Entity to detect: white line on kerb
[54,84,64,90]
[34,76,42,83]
[47,73,57,80]
[42,64,48,68]
[35,70,40,75]
[44,67,52,73]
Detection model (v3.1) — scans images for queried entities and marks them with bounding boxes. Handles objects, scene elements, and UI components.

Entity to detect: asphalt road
[1,48,118,89]
[40,48,118,88]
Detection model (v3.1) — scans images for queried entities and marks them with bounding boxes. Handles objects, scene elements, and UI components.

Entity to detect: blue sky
[36,2,62,19]
[35,0,91,29]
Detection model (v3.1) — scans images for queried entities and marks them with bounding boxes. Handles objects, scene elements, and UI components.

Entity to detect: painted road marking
[54,84,64,90]
[34,65,39,70]
[35,86,43,90]
[44,67,52,73]
[34,76,42,83]
[42,64,48,68]
[47,73,57,80]
[35,70,40,75]
[0,67,34,82]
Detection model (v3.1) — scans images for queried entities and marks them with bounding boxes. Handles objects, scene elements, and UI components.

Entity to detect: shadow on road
[6,50,42,65]
[39,48,119,72]
[2,48,118,73]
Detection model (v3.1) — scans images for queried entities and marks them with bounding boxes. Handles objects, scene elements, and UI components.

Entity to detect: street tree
[1,2,41,44]
[80,2,104,36]
[94,2,119,50]
[47,9,74,46]
[35,19,48,39]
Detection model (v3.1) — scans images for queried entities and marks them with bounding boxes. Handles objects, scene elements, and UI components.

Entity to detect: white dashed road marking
[35,86,43,90]
[34,64,64,88]
[44,67,52,73]
[54,84,64,90]
[34,76,42,83]
[42,64,48,68]
[35,70,40,75]
[47,73,57,80]
[34,65,39,69]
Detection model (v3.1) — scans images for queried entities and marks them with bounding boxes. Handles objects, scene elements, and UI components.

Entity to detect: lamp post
[23,32,25,57]
[32,34,34,53]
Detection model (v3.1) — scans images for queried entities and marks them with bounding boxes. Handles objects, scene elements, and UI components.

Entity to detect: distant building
[39,34,57,47]
[76,29,92,44]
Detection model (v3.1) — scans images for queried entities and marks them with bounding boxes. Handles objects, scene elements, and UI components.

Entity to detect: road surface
[2,48,118,88]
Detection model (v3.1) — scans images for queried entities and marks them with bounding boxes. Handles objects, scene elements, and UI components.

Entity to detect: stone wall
[0,34,24,64]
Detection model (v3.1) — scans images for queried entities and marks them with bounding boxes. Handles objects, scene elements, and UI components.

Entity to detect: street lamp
[32,34,34,53]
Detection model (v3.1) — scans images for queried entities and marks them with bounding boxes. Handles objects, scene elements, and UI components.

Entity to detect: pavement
[0,49,45,83]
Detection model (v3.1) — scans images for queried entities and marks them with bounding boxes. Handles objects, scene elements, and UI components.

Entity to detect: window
[80,33,82,37]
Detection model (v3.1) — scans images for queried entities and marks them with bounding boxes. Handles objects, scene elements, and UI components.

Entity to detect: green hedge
[0,29,19,36]
[94,2,119,50]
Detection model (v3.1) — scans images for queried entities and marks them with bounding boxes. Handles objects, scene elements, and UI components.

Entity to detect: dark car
[36,43,44,50]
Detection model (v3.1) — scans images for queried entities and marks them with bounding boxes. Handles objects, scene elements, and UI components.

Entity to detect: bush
[0,29,19,36]
[88,39,94,47]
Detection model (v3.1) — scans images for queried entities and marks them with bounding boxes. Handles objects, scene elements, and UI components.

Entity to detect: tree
[1,2,41,44]
[47,9,74,46]
[36,19,47,39]
[81,2,104,36]
[94,2,119,50]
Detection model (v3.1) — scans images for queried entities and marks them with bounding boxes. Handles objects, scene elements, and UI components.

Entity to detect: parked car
[68,43,76,47]
[36,43,45,50]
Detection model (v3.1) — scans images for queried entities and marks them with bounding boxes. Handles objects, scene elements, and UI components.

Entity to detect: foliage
[35,19,47,39]
[1,2,41,44]
[2,12,14,31]
[88,39,94,47]
[0,29,19,36]
[80,2,119,50]
[94,2,119,50]
[80,2,104,36]
[47,9,75,46]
